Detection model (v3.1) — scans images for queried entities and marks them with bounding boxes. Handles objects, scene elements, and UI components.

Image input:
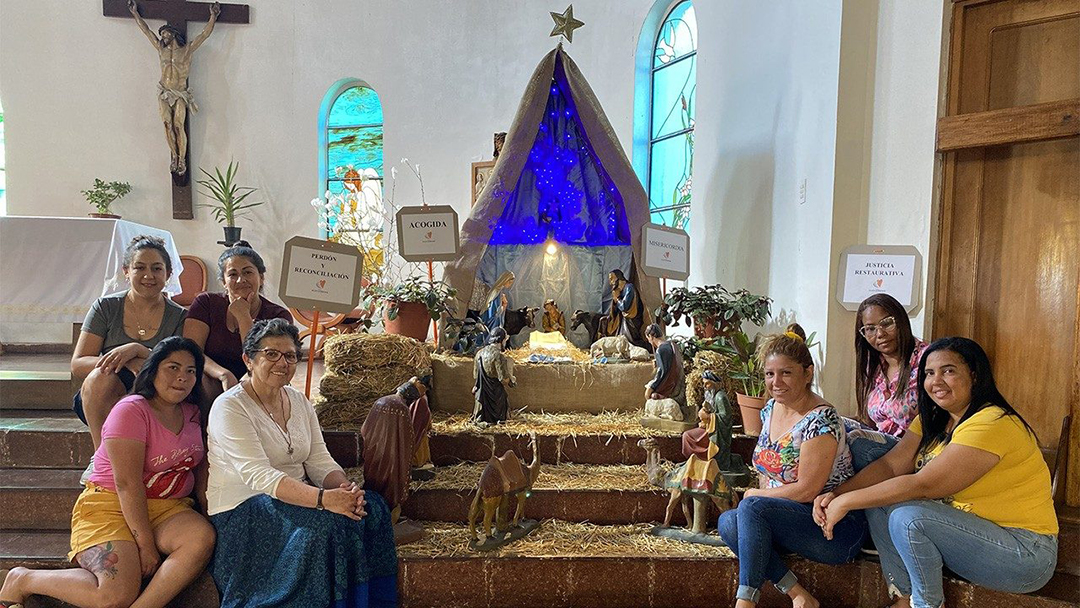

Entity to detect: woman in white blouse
[206,319,398,608]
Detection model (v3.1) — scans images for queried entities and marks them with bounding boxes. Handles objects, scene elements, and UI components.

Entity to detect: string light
[489,69,630,247]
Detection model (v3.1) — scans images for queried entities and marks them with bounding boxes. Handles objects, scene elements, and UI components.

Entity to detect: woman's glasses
[859,316,897,339]
[253,348,300,363]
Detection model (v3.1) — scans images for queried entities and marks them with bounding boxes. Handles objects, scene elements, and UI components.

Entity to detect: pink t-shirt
[88,395,204,499]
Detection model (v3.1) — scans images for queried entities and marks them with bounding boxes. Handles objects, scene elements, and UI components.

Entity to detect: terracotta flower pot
[693,315,719,338]
[383,300,430,342]
[737,393,767,436]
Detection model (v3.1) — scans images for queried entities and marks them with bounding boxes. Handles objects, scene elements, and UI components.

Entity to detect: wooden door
[934,0,1080,503]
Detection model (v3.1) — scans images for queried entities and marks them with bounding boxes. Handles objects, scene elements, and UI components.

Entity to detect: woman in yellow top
[814,337,1057,608]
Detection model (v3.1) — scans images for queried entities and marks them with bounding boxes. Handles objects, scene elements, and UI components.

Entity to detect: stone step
[0,566,218,608]
[425,410,757,466]
[0,469,80,530]
[2,525,1074,608]
[0,417,362,470]
[0,371,72,411]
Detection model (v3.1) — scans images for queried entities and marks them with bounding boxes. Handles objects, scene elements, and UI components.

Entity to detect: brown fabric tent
[444,45,661,323]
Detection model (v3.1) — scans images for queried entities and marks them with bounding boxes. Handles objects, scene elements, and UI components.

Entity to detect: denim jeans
[847,427,899,472]
[866,500,1058,608]
[717,496,867,603]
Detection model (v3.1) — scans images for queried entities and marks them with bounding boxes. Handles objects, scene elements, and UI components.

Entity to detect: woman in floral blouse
[717,324,863,608]
[848,294,929,470]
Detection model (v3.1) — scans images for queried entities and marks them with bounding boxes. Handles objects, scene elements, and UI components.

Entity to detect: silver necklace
[247,382,294,455]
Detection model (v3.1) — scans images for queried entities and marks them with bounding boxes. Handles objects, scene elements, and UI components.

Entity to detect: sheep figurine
[644,397,685,421]
[591,335,631,360]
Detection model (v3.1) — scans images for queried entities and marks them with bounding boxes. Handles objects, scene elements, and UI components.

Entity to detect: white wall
[1,0,947,413]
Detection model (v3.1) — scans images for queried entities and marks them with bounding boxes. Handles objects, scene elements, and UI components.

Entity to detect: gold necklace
[126,293,162,338]
[246,381,294,455]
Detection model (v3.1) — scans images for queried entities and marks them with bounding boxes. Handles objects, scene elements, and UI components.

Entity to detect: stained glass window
[648,1,695,229]
[325,85,383,195]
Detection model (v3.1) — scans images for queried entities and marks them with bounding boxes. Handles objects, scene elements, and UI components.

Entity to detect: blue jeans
[847,427,899,472]
[717,496,867,603]
[866,500,1058,608]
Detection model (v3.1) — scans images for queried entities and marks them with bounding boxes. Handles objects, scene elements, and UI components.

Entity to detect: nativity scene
[0,1,1076,608]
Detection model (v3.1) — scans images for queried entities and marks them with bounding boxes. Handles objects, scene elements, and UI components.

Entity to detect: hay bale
[317,333,432,429]
[685,350,736,411]
[323,333,432,374]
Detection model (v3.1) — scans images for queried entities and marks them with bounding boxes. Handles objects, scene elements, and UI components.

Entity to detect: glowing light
[545,241,558,255]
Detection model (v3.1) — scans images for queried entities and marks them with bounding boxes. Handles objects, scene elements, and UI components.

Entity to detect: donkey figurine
[467,433,541,545]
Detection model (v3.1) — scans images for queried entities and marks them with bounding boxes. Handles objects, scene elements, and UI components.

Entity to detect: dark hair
[243,318,302,358]
[124,235,172,277]
[488,327,508,346]
[158,24,186,46]
[855,294,918,426]
[132,337,206,409]
[396,379,421,403]
[610,269,628,283]
[644,323,663,339]
[757,323,813,389]
[915,336,1034,454]
[218,240,267,289]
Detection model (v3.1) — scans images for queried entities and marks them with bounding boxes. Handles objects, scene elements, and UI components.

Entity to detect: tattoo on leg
[77,541,120,579]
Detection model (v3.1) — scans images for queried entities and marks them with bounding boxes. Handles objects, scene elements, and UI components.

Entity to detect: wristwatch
[316,488,325,511]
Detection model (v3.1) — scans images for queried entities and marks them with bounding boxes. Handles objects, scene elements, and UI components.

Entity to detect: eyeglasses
[859,316,897,339]
[253,348,300,364]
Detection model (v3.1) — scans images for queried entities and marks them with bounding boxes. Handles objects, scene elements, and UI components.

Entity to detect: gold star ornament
[550,5,585,43]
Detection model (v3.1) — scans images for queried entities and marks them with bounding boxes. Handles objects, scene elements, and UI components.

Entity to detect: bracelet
[316,488,325,510]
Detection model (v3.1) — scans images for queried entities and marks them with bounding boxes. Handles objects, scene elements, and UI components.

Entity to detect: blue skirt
[210,492,398,608]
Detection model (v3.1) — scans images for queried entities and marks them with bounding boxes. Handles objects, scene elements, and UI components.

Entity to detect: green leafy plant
[196,161,263,227]
[655,285,772,337]
[365,276,457,322]
[717,331,765,397]
[82,179,132,214]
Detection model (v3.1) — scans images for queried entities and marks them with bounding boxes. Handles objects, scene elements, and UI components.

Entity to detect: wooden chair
[173,255,208,308]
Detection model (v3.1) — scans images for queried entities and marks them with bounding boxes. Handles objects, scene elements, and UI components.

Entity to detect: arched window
[317,80,384,250]
[635,1,696,229]
[321,81,383,196]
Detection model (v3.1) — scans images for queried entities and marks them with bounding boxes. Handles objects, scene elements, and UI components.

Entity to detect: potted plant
[365,276,457,342]
[655,285,771,338]
[196,161,263,245]
[82,179,132,218]
[717,330,767,435]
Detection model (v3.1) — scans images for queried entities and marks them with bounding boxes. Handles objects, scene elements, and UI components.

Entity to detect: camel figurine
[467,433,542,549]
[638,437,738,545]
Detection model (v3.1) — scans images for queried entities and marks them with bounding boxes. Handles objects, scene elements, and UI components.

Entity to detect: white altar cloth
[0,216,183,324]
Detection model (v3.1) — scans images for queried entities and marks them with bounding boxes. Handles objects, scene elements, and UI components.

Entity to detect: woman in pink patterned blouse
[848,294,928,471]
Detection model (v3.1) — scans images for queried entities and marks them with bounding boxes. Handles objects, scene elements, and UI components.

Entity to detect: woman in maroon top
[183,241,292,404]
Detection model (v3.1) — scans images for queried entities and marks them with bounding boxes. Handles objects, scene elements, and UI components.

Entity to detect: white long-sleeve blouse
[206,384,343,516]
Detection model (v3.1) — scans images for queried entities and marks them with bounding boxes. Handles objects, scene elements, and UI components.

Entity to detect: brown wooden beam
[936,98,1080,152]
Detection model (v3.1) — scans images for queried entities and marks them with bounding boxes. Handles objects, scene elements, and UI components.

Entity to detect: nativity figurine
[472,327,516,425]
[361,379,426,543]
[604,269,649,350]
[641,324,690,430]
[541,299,566,335]
[403,373,436,480]
[468,433,541,550]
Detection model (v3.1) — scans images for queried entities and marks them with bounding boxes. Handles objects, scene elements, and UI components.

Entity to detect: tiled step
[0,566,219,608]
[0,371,72,411]
[0,469,79,530]
[0,417,362,470]
[2,525,1074,608]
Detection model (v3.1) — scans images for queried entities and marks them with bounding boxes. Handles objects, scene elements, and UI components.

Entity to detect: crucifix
[104,0,250,219]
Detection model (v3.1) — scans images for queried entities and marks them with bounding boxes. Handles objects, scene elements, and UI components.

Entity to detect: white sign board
[641,223,690,281]
[395,205,460,262]
[836,245,922,312]
[279,236,364,315]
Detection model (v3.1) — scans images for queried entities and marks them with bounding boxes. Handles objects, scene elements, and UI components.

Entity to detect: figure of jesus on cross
[127,0,219,176]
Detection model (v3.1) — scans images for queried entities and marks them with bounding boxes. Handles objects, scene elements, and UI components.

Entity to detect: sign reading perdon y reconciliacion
[279,236,364,315]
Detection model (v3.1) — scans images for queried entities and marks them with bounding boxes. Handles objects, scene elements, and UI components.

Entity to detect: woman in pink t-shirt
[0,338,215,608]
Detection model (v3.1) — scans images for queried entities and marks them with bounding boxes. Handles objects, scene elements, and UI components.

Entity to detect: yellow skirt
[68,482,195,561]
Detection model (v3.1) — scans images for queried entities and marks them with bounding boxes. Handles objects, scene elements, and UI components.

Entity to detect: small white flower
[391,167,398,179]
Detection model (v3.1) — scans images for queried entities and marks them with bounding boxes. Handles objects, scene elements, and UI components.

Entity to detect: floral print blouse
[866,340,929,436]
[753,400,854,493]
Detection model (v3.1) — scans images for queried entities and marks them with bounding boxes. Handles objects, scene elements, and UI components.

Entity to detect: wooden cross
[103,0,250,219]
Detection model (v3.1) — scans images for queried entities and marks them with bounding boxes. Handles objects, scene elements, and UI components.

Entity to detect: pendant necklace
[248,382,294,455]
[128,294,160,338]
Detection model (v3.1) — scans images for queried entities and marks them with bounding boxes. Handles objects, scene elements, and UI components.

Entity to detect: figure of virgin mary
[480,271,515,333]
